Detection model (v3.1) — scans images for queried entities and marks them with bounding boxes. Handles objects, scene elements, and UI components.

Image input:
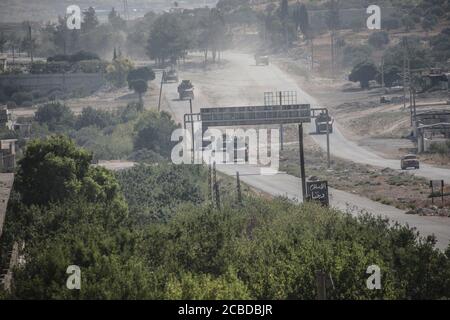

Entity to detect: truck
[255,54,269,66]
[315,112,334,134]
[202,134,249,163]
[178,80,194,100]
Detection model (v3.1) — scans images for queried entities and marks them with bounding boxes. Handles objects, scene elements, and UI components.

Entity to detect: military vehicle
[401,154,420,170]
[163,69,178,83]
[255,54,269,66]
[315,112,333,134]
[178,80,194,100]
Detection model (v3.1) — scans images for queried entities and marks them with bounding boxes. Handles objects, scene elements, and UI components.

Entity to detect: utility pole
[236,171,242,205]
[325,109,331,169]
[28,23,33,63]
[330,30,335,79]
[381,56,385,92]
[158,70,165,112]
[298,123,306,202]
[402,37,410,110]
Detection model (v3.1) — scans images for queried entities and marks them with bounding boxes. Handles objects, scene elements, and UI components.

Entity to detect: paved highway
[162,52,450,250]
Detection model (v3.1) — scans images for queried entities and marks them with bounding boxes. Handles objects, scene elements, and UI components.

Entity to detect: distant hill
[0,0,218,23]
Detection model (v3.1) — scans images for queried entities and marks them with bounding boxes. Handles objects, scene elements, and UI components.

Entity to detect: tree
[134,111,179,158]
[376,65,401,88]
[129,80,148,105]
[108,7,126,30]
[368,31,390,49]
[349,61,378,89]
[127,67,155,104]
[82,7,99,33]
[401,15,415,32]
[147,14,189,65]
[16,135,91,206]
[75,106,115,130]
[127,67,155,84]
[0,31,7,54]
[293,2,309,38]
[326,0,340,31]
[422,14,438,32]
[279,0,289,47]
[34,102,75,131]
[106,58,134,87]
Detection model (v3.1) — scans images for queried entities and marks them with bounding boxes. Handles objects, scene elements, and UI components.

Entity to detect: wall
[0,73,105,93]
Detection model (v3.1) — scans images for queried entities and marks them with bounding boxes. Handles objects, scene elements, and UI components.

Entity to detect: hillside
[0,0,218,22]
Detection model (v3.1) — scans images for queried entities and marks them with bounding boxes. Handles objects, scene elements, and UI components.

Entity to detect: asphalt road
[162,52,450,250]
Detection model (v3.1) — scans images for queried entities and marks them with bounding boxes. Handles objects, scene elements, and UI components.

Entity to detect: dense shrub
[75,106,116,130]
[2,137,450,299]
[35,102,75,131]
[11,91,33,106]
[368,31,389,49]
[133,111,179,158]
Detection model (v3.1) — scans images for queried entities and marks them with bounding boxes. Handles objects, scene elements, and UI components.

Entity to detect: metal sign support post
[298,123,307,202]
[279,91,284,151]
[325,109,331,169]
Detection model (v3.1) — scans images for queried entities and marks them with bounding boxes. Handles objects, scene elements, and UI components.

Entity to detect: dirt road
[162,52,450,250]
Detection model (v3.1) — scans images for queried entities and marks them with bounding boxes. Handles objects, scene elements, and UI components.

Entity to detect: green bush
[35,102,75,131]
[133,111,179,158]
[429,141,450,155]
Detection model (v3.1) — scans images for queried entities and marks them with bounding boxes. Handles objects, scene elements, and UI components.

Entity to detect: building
[0,107,12,130]
[0,139,17,172]
[13,122,32,137]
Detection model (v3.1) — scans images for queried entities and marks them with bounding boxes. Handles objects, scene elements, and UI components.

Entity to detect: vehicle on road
[164,69,178,83]
[178,80,194,100]
[315,112,334,134]
[401,154,420,170]
[202,135,249,163]
[255,54,269,66]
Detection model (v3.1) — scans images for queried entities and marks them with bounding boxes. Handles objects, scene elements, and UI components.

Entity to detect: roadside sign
[200,104,311,128]
[429,180,445,204]
[306,180,329,206]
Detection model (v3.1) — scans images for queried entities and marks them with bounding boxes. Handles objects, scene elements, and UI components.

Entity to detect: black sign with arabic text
[306,180,329,206]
